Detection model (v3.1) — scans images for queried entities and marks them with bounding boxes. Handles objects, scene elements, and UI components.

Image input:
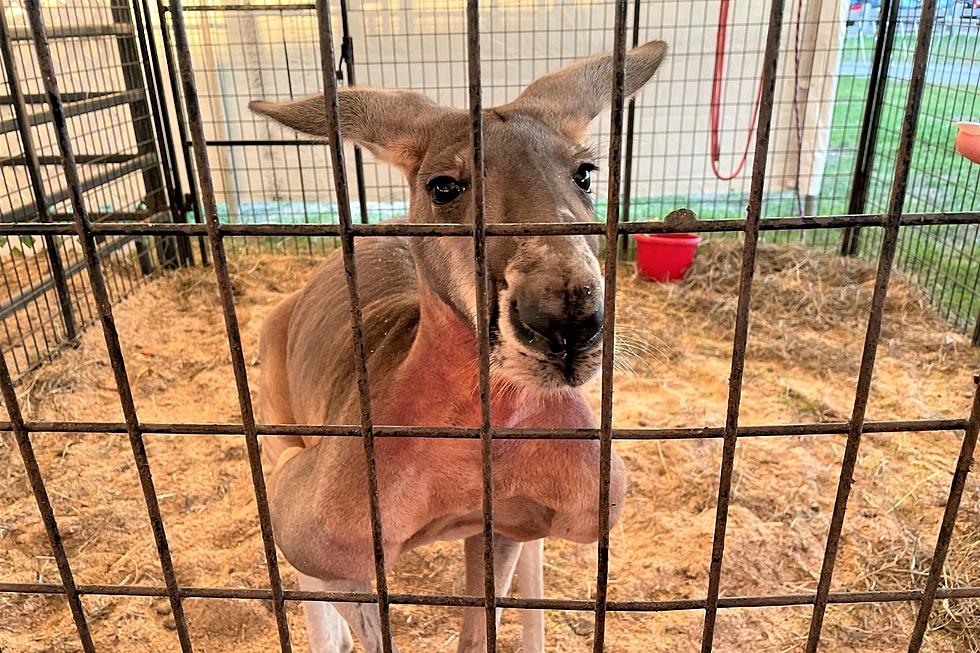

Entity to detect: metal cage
[1,0,979,652]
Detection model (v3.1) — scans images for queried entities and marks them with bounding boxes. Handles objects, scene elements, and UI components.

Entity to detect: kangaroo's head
[250,41,667,392]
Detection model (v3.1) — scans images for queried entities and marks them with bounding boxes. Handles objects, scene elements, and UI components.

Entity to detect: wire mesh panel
[155,0,980,340]
[165,1,873,225]
[0,0,184,380]
[852,6,980,336]
[1,0,980,652]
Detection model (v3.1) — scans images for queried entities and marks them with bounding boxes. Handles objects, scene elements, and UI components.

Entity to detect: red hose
[710,0,765,180]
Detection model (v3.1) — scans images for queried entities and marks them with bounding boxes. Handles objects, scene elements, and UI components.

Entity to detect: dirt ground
[1,240,978,653]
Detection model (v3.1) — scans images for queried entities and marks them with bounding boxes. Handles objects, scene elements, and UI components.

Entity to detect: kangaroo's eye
[427,176,468,205]
[573,163,597,193]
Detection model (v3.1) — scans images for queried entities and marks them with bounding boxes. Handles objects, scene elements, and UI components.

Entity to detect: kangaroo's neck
[378,281,529,428]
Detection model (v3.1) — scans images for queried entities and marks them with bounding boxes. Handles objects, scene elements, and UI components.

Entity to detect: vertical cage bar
[156,0,208,266]
[313,0,395,648]
[109,0,171,270]
[0,4,77,342]
[24,2,194,650]
[618,0,642,257]
[592,0,629,650]
[805,1,939,650]
[464,1,498,649]
[0,327,93,652]
[337,0,370,225]
[840,0,899,256]
[906,378,980,652]
[167,1,293,650]
[132,0,193,266]
[699,0,787,649]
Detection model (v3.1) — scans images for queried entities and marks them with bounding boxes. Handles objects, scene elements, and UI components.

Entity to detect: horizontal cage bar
[1,581,979,613]
[0,211,977,236]
[0,417,967,440]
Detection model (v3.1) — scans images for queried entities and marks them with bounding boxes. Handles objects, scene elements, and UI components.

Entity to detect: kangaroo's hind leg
[297,574,401,653]
[298,572,354,653]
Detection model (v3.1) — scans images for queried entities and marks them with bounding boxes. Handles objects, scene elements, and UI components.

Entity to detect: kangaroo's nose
[510,289,604,358]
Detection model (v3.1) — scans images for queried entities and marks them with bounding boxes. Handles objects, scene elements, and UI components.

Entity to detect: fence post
[808,0,939,648]
[840,0,899,256]
[338,0,371,225]
[132,0,194,266]
[155,0,208,266]
[0,5,78,342]
[619,0,643,257]
[109,0,173,271]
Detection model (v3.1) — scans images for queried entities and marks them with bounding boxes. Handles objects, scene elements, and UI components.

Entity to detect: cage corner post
[806,0,940,650]
[592,0,631,650]
[167,0,298,650]
[618,0,643,259]
[132,0,195,267]
[840,0,898,257]
[154,0,208,267]
[108,0,175,272]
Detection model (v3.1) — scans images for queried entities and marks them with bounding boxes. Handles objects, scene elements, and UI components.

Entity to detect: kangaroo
[250,39,667,652]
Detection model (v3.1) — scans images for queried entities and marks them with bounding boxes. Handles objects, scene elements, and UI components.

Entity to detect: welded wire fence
[1,0,979,382]
[0,0,192,379]
[1,0,980,652]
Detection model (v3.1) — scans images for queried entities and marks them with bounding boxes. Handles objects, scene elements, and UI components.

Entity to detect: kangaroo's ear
[500,40,667,142]
[249,88,451,171]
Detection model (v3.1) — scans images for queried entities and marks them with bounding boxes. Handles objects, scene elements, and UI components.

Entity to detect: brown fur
[252,40,667,652]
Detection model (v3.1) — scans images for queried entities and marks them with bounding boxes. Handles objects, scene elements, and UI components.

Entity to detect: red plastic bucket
[632,233,703,282]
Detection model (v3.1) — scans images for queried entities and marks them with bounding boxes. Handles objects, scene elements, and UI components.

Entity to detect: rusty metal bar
[464,1,499,649]
[804,1,939,650]
[3,211,980,238]
[167,1,292,649]
[699,0,786,648]
[313,0,395,649]
[905,378,980,652]
[23,2,193,650]
[592,1,630,649]
[0,416,968,440]
[0,330,94,651]
[3,580,980,613]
